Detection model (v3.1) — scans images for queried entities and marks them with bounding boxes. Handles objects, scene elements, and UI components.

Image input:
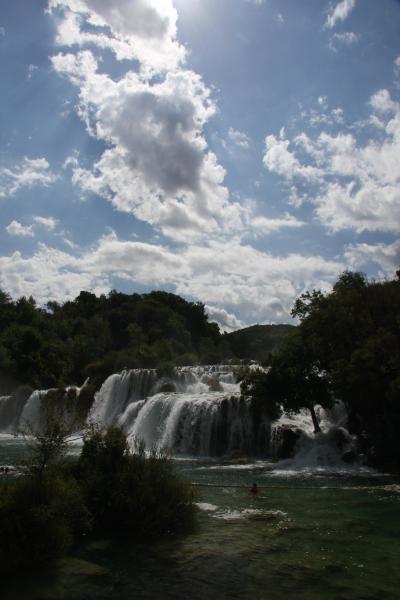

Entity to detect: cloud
[0,244,109,304]
[27,64,39,80]
[329,31,359,51]
[33,216,60,230]
[395,56,400,85]
[332,31,359,45]
[0,158,57,198]
[263,76,400,234]
[299,96,344,128]
[6,221,35,238]
[0,232,344,323]
[344,240,400,274]
[204,305,244,333]
[370,89,399,114]
[227,127,250,149]
[325,0,356,29]
[48,0,185,75]
[250,213,305,235]
[52,46,246,242]
[263,135,322,182]
[5,216,59,239]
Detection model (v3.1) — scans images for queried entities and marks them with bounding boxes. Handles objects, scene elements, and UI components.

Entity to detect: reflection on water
[1,441,400,600]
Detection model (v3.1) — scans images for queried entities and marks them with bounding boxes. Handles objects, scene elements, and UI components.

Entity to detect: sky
[1,0,400,331]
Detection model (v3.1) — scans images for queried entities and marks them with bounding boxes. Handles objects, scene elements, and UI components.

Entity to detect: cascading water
[0,396,18,433]
[89,366,272,457]
[89,369,157,427]
[19,390,47,429]
[269,401,358,473]
[0,365,358,465]
[0,383,86,434]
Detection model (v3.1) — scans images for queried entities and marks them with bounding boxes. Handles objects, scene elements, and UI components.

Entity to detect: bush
[77,425,196,538]
[0,424,195,575]
[0,472,89,575]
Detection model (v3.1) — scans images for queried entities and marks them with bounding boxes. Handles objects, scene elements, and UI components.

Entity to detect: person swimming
[250,482,258,495]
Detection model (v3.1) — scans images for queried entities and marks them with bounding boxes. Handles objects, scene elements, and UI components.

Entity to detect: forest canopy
[0,290,227,391]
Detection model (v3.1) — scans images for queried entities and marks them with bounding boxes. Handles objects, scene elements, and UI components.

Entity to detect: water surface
[1,440,399,600]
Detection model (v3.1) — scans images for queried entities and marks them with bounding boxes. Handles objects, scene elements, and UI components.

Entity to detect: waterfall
[0,389,36,433]
[89,369,157,427]
[0,364,357,463]
[126,392,263,456]
[0,396,18,433]
[0,383,86,434]
[88,365,271,457]
[19,390,45,430]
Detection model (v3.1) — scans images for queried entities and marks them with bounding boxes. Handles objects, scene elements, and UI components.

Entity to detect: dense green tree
[242,271,400,467]
[0,288,230,392]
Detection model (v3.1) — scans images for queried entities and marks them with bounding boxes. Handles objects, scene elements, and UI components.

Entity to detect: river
[1,435,400,600]
[1,365,400,599]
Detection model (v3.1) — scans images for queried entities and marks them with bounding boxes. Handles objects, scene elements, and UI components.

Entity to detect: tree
[243,270,400,467]
[241,330,333,432]
[19,389,78,479]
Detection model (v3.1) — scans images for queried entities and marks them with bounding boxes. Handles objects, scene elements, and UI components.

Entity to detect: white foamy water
[195,461,274,471]
[87,365,273,457]
[196,502,219,512]
[213,508,288,521]
[0,366,360,469]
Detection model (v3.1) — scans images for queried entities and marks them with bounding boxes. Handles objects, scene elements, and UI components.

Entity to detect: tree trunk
[310,405,321,434]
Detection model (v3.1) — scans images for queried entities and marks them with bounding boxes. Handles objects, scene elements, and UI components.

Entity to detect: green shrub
[77,425,196,538]
[0,424,195,575]
[0,472,89,575]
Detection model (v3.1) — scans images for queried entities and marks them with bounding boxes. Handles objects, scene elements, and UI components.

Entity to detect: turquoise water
[1,437,400,600]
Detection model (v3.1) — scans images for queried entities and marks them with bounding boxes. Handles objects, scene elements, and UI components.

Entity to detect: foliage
[0,473,88,575]
[76,425,196,538]
[241,271,400,464]
[240,369,283,421]
[19,390,76,479]
[0,422,195,574]
[0,289,231,392]
[225,324,294,364]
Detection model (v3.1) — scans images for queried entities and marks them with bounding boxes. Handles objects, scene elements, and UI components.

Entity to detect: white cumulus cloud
[0,232,344,323]
[6,221,35,238]
[48,0,185,75]
[52,40,246,242]
[344,240,400,274]
[263,74,400,234]
[205,305,245,333]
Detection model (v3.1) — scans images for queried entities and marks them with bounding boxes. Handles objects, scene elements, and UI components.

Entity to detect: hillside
[225,324,295,363]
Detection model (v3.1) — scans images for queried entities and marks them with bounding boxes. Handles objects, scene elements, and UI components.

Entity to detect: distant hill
[226,324,295,363]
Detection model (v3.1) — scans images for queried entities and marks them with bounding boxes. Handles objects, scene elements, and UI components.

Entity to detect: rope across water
[190,482,397,490]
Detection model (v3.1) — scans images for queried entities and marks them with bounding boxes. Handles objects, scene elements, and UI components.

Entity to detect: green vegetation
[0,406,195,575]
[241,271,400,468]
[0,289,228,392]
[76,425,195,538]
[0,288,292,400]
[226,323,294,363]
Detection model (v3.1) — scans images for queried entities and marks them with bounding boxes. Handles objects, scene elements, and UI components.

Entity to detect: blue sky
[1,0,400,330]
